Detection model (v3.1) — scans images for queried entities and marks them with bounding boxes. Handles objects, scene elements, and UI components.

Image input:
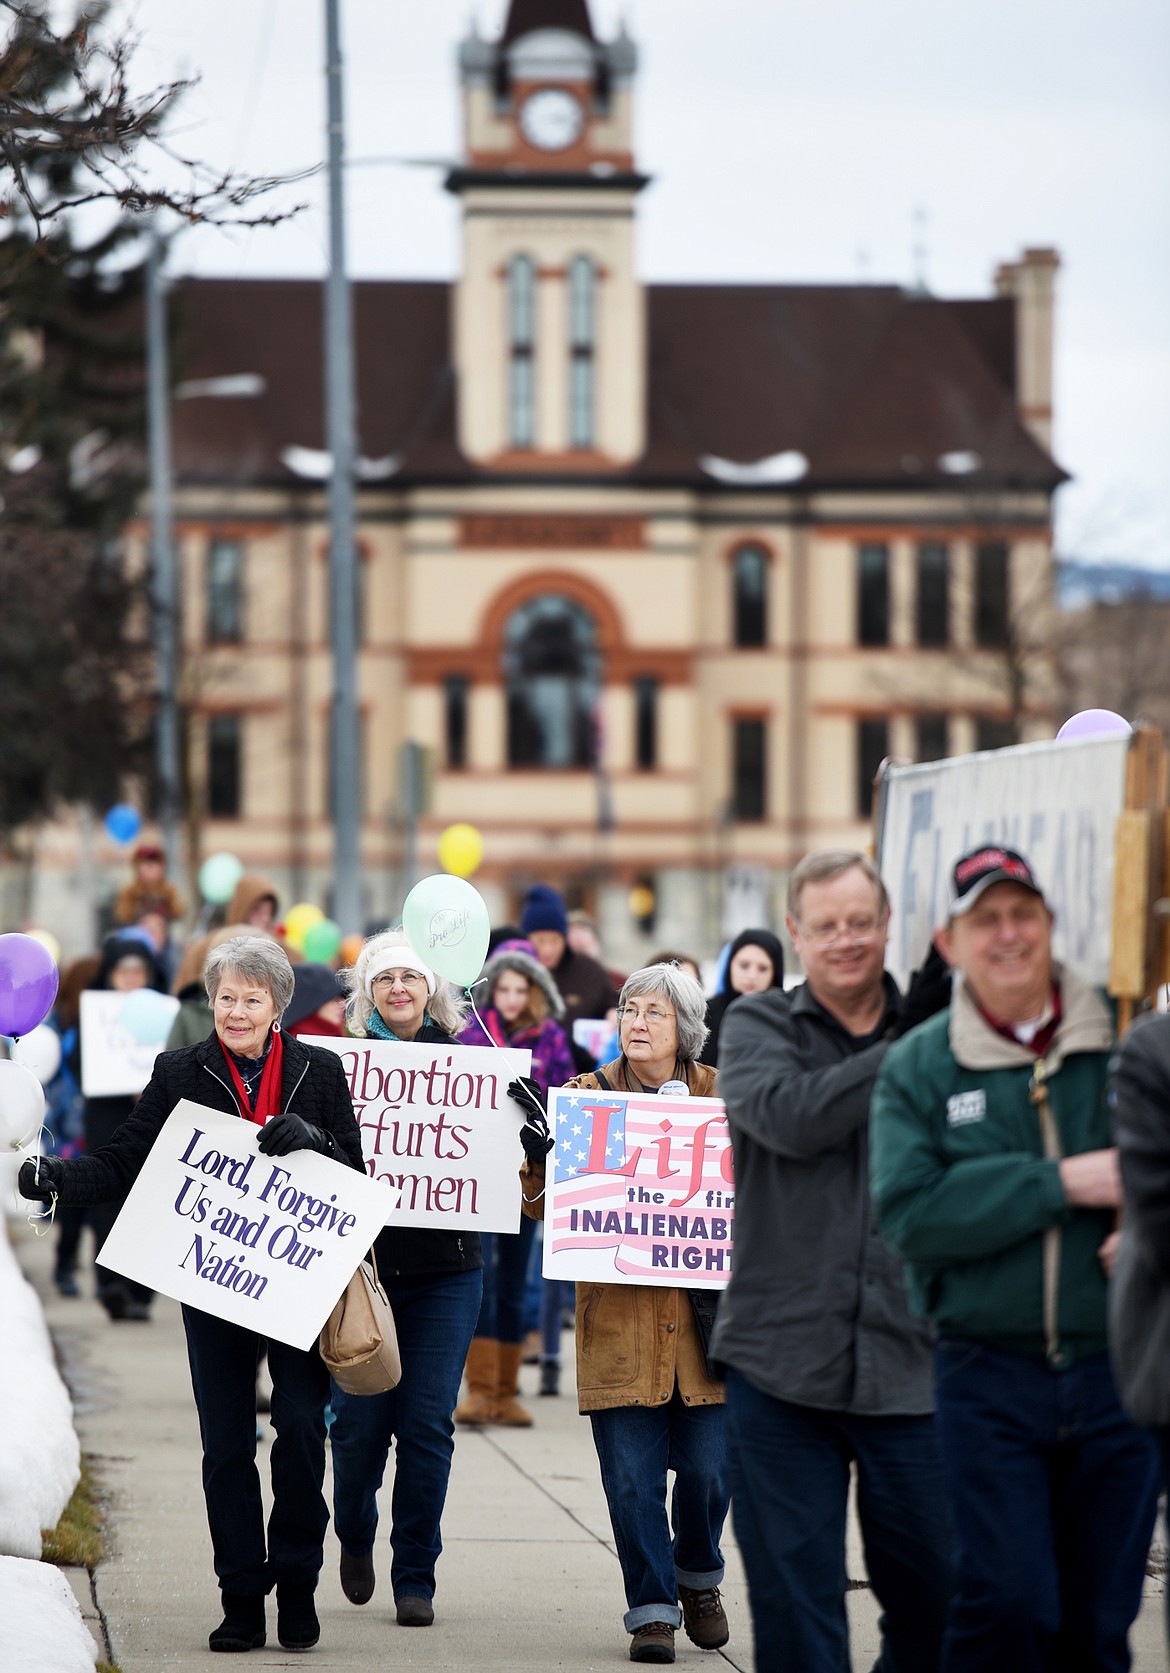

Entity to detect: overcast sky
[120,0,1170,566]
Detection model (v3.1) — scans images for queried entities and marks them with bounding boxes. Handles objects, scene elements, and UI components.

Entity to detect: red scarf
[217,1026,284,1126]
[974,983,1062,1061]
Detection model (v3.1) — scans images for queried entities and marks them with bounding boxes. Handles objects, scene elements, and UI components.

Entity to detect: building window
[207,714,241,817]
[975,542,1010,647]
[504,595,600,768]
[633,676,658,770]
[857,718,889,817]
[916,542,949,646]
[568,255,595,450]
[858,544,890,646]
[207,539,243,643]
[917,712,948,762]
[731,718,766,821]
[508,254,536,448]
[976,716,1016,752]
[444,675,469,769]
[732,545,768,647]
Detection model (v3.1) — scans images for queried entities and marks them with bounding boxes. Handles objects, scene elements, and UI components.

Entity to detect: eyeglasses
[798,915,885,948]
[619,1005,676,1026]
[372,970,426,990]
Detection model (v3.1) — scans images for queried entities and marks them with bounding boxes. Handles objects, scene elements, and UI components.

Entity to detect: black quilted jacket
[49,1029,365,1207]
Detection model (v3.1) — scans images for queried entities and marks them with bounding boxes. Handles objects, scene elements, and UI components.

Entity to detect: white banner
[877,735,1131,989]
[303,1038,531,1233]
[96,1101,392,1349]
[80,990,180,1097]
[542,1087,734,1289]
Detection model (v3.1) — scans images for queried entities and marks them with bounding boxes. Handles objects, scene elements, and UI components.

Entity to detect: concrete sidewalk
[14,1220,1167,1672]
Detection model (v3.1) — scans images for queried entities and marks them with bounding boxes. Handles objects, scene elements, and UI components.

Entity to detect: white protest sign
[80,989,181,1097]
[542,1087,734,1289]
[304,1038,531,1233]
[876,735,1131,989]
[97,1101,391,1349]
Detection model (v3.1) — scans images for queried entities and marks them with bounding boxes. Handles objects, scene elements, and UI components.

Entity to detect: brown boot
[454,1337,499,1426]
[494,1341,534,1426]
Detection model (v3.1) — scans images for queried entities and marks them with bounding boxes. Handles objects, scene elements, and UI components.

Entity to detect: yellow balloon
[438,822,484,879]
[284,902,325,952]
[25,928,61,965]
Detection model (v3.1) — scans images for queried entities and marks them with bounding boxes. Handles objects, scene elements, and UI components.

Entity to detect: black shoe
[54,1273,80,1297]
[539,1360,560,1396]
[209,1594,265,1652]
[395,1595,435,1626]
[119,1299,152,1321]
[339,1548,375,1605]
[100,1285,128,1320]
[276,1586,320,1651]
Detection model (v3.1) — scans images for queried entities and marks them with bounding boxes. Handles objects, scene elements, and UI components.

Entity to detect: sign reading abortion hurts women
[96,1102,391,1349]
[542,1088,734,1289]
[304,1037,532,1233]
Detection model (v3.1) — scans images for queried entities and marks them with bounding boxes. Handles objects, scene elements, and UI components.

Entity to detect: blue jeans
[589,1393,729,1632]
[540,1277,574,1363]
[725,1366,953,1673]
[474,1217,536,1343]
[330,1267,482,1601]
[934,1341,1159,1673]
[182,1305,330,1596]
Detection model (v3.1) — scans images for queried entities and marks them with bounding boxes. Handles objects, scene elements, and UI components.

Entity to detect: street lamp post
[146,228,181,879]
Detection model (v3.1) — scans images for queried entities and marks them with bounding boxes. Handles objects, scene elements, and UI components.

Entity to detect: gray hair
[344,928,469,1039]
[787,849,890,923]
[618,962,709,1063]
[203,935,295,1016]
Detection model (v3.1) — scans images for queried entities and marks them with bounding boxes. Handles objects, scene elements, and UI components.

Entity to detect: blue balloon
[105,803,142,845]
[120,988,176,1046]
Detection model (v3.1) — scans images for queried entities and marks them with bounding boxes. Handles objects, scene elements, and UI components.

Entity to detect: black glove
[18,1156,63,1204]
[257,1113,334,1158]
[889,945,953,1040]
[508,1077,554,1164]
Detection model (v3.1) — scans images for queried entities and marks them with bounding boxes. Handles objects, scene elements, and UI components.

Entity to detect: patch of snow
[280,445,401,482]
[700,451,809,485]
[0,1556,96,1672]
[0,1218,79,1557]
[6,445,42,475]
[938,449,982,475]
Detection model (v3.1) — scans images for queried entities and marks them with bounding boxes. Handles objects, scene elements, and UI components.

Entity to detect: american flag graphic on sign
[543,1089,734,1289]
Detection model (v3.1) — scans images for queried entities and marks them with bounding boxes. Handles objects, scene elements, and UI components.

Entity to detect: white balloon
[12,1025,62,1086]
[0,1059,46,1147]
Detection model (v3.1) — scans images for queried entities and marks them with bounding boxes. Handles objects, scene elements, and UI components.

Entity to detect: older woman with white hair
[20,935,365,1655]
[328,930,484,1631]
[516,962,732,1666]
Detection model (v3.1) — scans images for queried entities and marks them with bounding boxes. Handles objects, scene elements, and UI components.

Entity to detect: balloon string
[465,980,505,1052]
[16,1114,57,1236]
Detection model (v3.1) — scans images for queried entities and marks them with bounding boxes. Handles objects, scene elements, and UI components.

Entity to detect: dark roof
[169,276,1065,494]
[501,0,596,44]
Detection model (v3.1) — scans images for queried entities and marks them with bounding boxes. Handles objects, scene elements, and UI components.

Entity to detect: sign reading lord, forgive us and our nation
[304,1038,532,1233]
[542,1088,734,1289]
[97,1102,391,1349]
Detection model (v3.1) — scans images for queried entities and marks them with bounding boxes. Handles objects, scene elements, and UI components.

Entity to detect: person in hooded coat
[699,929,785,1067]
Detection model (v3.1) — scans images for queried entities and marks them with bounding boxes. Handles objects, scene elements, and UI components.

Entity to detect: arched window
[732,544,768,646]
[504,595,600,768]
[509,254,536,447]
[568,255,595,449]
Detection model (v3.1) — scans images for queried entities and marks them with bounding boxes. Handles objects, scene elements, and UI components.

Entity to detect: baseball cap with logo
[948,846,1046,917]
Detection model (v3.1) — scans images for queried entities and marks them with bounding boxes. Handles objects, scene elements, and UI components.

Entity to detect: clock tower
[449,0,647,466]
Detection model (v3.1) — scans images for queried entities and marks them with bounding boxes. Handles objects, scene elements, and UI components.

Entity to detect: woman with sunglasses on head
[328,930,483,1631]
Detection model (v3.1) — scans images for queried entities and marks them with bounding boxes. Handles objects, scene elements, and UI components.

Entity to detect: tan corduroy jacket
[521,1056,725,1413]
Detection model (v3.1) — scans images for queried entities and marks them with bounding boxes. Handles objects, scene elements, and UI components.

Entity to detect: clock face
[519,89,585,152]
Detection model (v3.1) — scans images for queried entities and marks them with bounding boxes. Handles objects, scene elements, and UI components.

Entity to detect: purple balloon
[1056,708,1132,742]
[0,933,60,1038]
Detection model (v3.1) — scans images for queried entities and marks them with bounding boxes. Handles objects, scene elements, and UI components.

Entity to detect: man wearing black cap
[872,845,1159,1671]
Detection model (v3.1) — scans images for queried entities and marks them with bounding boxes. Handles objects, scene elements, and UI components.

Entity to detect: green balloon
[199,852,244,904]
[401,874,491,990]
[302,918,342,963]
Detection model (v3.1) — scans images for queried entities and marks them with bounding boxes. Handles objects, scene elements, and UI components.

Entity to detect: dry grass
[41,1456,105,1568]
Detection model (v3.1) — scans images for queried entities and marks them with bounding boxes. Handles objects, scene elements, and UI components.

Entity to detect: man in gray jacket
[712,848,952,1673]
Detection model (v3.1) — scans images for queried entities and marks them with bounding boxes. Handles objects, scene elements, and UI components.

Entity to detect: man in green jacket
[872,844,1158,1673]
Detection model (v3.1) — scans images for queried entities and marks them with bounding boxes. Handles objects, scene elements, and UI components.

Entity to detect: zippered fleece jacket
[871,963,1115,1365]
[46,1030,366,1206]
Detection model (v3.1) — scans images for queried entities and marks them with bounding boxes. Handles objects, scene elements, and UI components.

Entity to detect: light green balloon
[302,918,342,963]
[401,874,491,990]
[199,852,244,904]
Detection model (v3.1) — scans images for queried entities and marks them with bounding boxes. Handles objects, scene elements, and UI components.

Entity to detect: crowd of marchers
[16,839,1170,1671]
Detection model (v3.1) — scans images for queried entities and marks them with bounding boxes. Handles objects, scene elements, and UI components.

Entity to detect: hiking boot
[209,1593,265,1652]
[339,1548,375,1605]
[275,1585,319,1651]
[630,1622,675,1663]
[679,1584,729,1649]
[396,1595,435,1626]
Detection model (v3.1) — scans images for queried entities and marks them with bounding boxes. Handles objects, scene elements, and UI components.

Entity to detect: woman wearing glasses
[328,930,483,1629]
[516,963,732,1666]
